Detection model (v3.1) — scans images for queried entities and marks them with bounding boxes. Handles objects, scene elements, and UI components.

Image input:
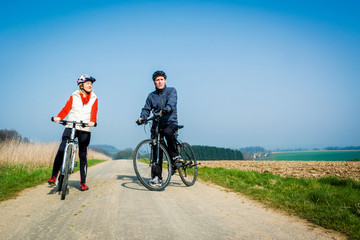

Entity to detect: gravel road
[0,160,346,240]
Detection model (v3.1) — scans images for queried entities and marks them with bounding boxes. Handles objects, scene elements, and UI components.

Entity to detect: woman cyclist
[48,74,98,191]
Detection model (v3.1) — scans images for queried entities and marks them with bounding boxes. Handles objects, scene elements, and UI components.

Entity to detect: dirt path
[0,160,346,240]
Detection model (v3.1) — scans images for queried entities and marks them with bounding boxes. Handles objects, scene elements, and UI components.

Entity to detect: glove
[159,107,171,117]
[136,118,144,125]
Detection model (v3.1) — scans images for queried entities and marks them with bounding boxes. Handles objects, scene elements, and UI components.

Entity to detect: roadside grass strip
[198,166,360,240]
[0,159,105,202]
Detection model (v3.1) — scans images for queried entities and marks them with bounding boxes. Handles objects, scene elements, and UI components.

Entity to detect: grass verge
[198,166,360,240]
[0,159,105,202]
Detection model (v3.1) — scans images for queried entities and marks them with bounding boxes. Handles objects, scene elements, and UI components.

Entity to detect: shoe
[81,183,89,191]
[48,176,56,185]
[174,156,184,164]
[149,176,162,187]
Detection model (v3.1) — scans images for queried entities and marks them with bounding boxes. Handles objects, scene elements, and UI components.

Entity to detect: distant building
[253,152,271,159]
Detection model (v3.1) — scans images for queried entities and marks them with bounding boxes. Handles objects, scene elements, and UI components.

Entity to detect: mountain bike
[51,117,96,200]
[133,115,199,191]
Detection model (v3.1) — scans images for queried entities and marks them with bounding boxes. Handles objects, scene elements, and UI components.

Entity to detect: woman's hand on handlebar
[88,121,96,127]
[53,117,61,123]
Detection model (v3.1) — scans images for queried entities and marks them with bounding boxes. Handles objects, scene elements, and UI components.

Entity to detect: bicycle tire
[61,145,72,200]
[133,139,172,191]
[57,174,63,192]
[177,142,197,186]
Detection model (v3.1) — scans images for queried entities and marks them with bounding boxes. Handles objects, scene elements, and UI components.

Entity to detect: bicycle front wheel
[178,142,197,186]
[61,144,72,200]
[133,139,172,191]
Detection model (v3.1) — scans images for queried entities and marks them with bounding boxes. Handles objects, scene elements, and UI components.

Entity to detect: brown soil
[199,160,360,180]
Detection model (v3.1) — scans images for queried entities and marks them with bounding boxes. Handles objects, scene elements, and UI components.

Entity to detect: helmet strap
[79,84,91,95]
[80,88,91,95]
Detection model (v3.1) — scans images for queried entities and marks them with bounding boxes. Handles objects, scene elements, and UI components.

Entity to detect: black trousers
[151,123,179,179]
[51,128,91,183]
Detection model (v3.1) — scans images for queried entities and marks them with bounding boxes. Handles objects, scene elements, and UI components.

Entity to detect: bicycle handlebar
[51,117,97,127]
[138,115,160,125]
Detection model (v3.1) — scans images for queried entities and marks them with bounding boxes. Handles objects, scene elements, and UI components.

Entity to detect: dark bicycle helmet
[77,74,96,85]
[152,70,167,81]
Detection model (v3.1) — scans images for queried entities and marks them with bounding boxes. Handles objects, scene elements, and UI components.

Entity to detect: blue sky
[0,0,359,150]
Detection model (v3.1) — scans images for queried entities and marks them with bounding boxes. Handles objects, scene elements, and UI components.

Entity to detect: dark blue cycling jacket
[140,86,178,126]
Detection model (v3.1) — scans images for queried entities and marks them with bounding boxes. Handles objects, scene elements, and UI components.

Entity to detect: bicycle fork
[70,144,78,172]
[61,142,77,172]
[62,126,77,173]
[150,134,161,167]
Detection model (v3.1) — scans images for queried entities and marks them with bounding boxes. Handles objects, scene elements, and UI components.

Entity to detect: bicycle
[133,115,199,191]
[51,117,96,200]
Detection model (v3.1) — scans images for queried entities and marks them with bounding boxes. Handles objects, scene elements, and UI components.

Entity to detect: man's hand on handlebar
[88,122,95,127]
[159,107,171,117]
[136,118,144,125]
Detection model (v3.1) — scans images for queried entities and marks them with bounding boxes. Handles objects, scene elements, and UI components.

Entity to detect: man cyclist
[136,70,182,186]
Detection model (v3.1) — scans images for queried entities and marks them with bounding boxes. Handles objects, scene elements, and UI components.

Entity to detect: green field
[0,159,105,201]
[263,150,360,161]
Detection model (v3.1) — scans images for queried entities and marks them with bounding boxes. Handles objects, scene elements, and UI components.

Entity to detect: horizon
[1,128,359,152]
[86,143,360,152]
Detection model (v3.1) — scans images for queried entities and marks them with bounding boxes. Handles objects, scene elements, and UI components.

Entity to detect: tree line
[324,146,360,150]
[0,129,30,143]
[191,145,244,160]
[113,148,133,159]
[111,145,244,160]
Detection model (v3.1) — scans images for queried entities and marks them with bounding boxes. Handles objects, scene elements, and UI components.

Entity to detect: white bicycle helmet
[77,74,96,85]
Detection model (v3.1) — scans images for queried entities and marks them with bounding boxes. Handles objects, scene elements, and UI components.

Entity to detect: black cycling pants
[51,128,91,184]
[151,123,179,179]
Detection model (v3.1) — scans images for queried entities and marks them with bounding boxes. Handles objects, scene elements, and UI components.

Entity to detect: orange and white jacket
[57,90,98,132]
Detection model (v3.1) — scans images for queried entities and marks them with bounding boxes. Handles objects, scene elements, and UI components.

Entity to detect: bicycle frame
[51,117,96,199]
[134,115,173,191]
[134,115,198,190]
[146,116,189,167]
[54,119,96,172]
[150,118,162,168]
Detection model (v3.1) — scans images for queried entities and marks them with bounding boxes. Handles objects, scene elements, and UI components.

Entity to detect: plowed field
[199,160,360,180]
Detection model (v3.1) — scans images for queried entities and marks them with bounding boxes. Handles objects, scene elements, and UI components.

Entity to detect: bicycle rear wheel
[178,142,197,186]
[133,139,172,191]
[60,145,72,200]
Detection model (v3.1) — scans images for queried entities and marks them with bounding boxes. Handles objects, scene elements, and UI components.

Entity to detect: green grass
[0,159,105,202]
[198,167,360,239]
[264,150,360,161]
